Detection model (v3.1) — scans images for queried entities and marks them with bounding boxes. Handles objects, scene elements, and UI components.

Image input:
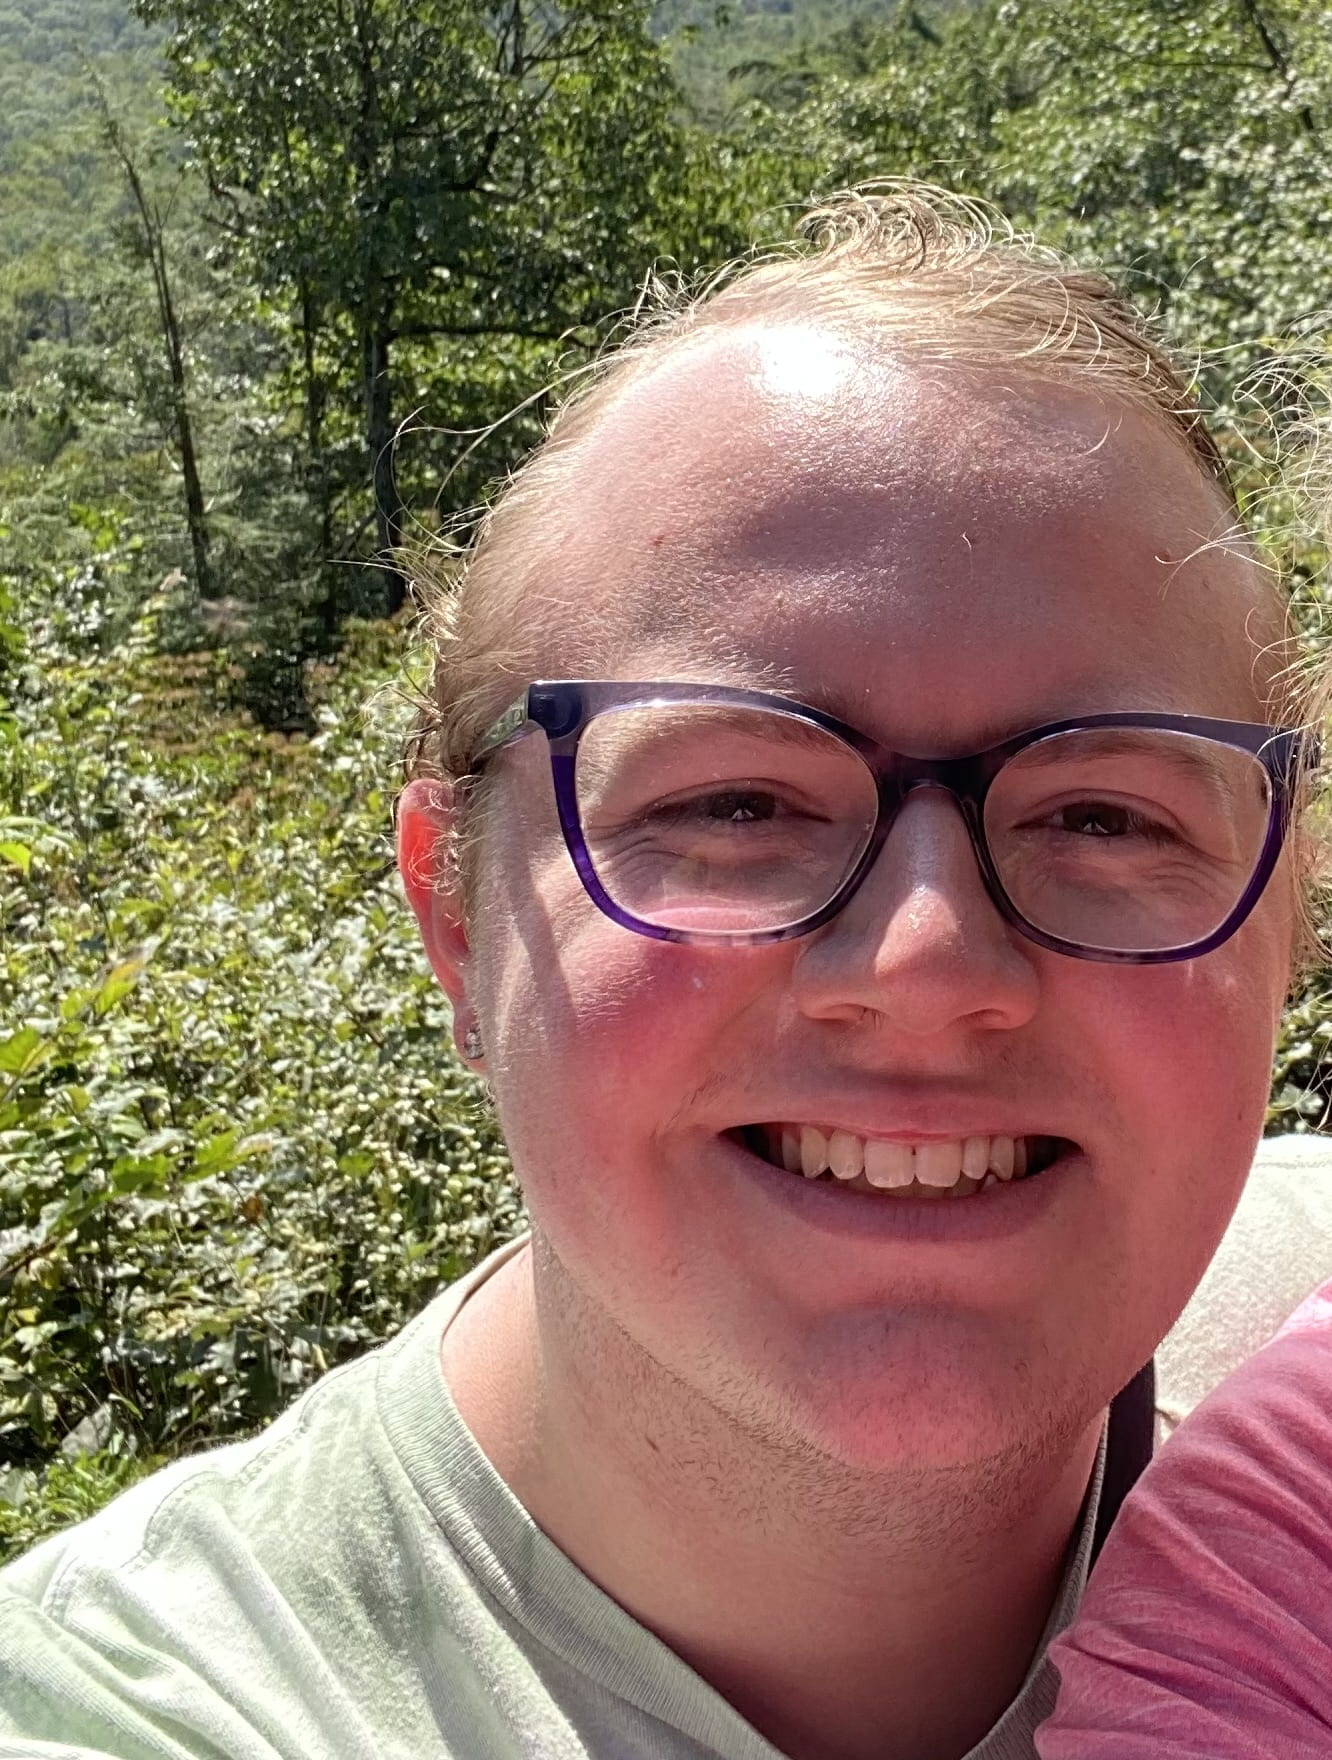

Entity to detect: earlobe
[396,777,473,1011]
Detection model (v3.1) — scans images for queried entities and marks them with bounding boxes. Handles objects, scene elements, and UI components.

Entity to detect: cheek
[477,920,777,1307]
[473,859,775,1175]
[1080,932,1286,1334]
[1104,962,1276,1127]
[1081,868,1288,1121]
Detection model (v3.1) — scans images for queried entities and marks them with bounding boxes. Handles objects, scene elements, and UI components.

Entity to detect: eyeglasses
[468,681,1315,964]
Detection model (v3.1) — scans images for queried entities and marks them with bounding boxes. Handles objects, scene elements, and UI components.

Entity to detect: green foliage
[8,0,1332,1569]
[129,0,761,612]
[0,0,162,259]
[0,1447,158,1561]
[1270,979,1332,1135]
[721,1,1332,409]
[1,0,768,719]
[0,532,522,1525]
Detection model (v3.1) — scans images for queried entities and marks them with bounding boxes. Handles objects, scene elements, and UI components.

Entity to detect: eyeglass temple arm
[468,693,535,770]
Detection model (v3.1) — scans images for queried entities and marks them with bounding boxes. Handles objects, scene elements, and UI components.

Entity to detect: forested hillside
[4,0,1332,1555]
[0,0,159,251]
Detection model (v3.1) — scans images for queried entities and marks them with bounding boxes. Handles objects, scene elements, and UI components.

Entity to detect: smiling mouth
[738,1125,1072,1199]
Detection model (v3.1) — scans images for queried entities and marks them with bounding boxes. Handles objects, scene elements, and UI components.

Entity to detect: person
[2,183,1331,1760]
[1037,1279,1332,1759]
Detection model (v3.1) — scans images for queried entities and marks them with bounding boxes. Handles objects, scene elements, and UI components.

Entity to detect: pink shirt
[1038,1282,1332,1759]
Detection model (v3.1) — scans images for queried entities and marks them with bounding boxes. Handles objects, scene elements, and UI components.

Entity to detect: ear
[397,777,483,1063]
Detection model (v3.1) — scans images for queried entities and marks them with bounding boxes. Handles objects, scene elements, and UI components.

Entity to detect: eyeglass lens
[571,705,1274,953]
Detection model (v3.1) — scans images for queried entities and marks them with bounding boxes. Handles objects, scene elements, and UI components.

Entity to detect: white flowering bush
[0,543,520,1556]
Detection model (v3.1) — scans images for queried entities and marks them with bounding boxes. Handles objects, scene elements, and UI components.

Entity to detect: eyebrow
[620,647,867,727]
[1014,727,1252,798]
[587,699,859,762]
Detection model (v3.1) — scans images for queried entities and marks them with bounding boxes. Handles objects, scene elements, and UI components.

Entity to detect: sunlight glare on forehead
[754,326,854,400]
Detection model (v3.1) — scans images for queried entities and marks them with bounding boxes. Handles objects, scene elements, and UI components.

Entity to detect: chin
[746,1325,1106,1483]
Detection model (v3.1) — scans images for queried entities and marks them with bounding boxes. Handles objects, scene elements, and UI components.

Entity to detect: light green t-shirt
[2,1136,1330,1760]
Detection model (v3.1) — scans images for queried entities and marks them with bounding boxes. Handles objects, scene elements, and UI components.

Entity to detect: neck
[441,1241,1101,1760]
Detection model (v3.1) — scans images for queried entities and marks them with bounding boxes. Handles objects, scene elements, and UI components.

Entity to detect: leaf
[190,1130,238,1174]
[0,842,32,875]
[110,1158,170,1195]
[12,1324,61,1354]
[93,947,153,1017]
[60,987,97,1023]
[0,1029,50,1079]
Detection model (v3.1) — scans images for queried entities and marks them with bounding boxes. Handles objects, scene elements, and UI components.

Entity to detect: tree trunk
[103,110,213,598]
[362,313,408,615]
[299,285,327,511]
[297,283,339,640]
[158,256,212,600]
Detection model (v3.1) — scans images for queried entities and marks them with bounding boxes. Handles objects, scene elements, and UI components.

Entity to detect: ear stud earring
[461,1023,484,1061]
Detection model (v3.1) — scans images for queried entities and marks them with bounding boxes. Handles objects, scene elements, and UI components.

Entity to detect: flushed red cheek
[1092,965,1274,1222]
[542,934,771,1082]
[495,935,771,1222]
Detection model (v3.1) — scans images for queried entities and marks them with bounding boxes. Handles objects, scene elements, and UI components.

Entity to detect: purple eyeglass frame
[468,680,1313,964]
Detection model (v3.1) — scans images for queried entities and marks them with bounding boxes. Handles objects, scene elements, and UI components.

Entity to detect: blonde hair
[404,182,1245,789]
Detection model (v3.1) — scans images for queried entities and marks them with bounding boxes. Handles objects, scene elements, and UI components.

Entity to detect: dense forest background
[5,0,1332,1554]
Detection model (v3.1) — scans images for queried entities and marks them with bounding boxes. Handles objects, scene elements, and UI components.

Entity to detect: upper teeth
[779,1126,1030,1194]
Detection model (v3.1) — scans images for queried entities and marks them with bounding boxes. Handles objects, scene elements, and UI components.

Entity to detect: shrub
[0,545,521,1542]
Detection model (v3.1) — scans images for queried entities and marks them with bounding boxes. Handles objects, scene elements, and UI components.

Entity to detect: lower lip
[717,1133,1084,1246]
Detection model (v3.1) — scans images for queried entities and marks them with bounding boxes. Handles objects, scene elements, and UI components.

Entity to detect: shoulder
[0,1297,445,1757]
[1151,1285,1332,1523]
[1089,1286,1332,1626]
[1156,1132,1332,1432]
[1039,1281,1332,1760]
[5,1317,392,1608]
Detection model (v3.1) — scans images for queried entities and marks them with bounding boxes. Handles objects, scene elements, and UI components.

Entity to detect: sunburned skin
[401,320,1295,1760]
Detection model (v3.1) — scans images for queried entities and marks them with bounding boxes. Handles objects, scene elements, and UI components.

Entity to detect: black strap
[1090,1357,1156,1568]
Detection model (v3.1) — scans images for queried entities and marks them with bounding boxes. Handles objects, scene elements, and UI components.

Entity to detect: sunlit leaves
[0,539,521,1526]
[129,0,754,600]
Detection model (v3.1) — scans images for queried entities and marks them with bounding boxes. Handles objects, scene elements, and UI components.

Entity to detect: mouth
[735,1124,1074,1200]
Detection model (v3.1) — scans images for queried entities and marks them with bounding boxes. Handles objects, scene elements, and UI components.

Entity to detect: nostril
[789,876,1041,1034]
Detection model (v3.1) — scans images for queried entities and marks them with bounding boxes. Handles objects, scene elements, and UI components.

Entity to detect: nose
[790,787,1040,1037]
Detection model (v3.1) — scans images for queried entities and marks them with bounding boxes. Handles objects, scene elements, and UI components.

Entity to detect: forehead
[532,323,1275,741]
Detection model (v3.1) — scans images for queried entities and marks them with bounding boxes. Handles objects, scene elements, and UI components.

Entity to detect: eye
[1058,802,1132,837]
[1045,800,1174,842]
[697,790,780,823]
[638,786,798,829]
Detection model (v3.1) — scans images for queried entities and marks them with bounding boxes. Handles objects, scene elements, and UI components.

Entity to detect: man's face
[430,327,1293,1479]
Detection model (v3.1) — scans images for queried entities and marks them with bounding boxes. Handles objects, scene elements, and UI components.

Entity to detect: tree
[985,0,1332,379]
[99,100,213,598]
[134,0,744,611]
[726,0,1332,432]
